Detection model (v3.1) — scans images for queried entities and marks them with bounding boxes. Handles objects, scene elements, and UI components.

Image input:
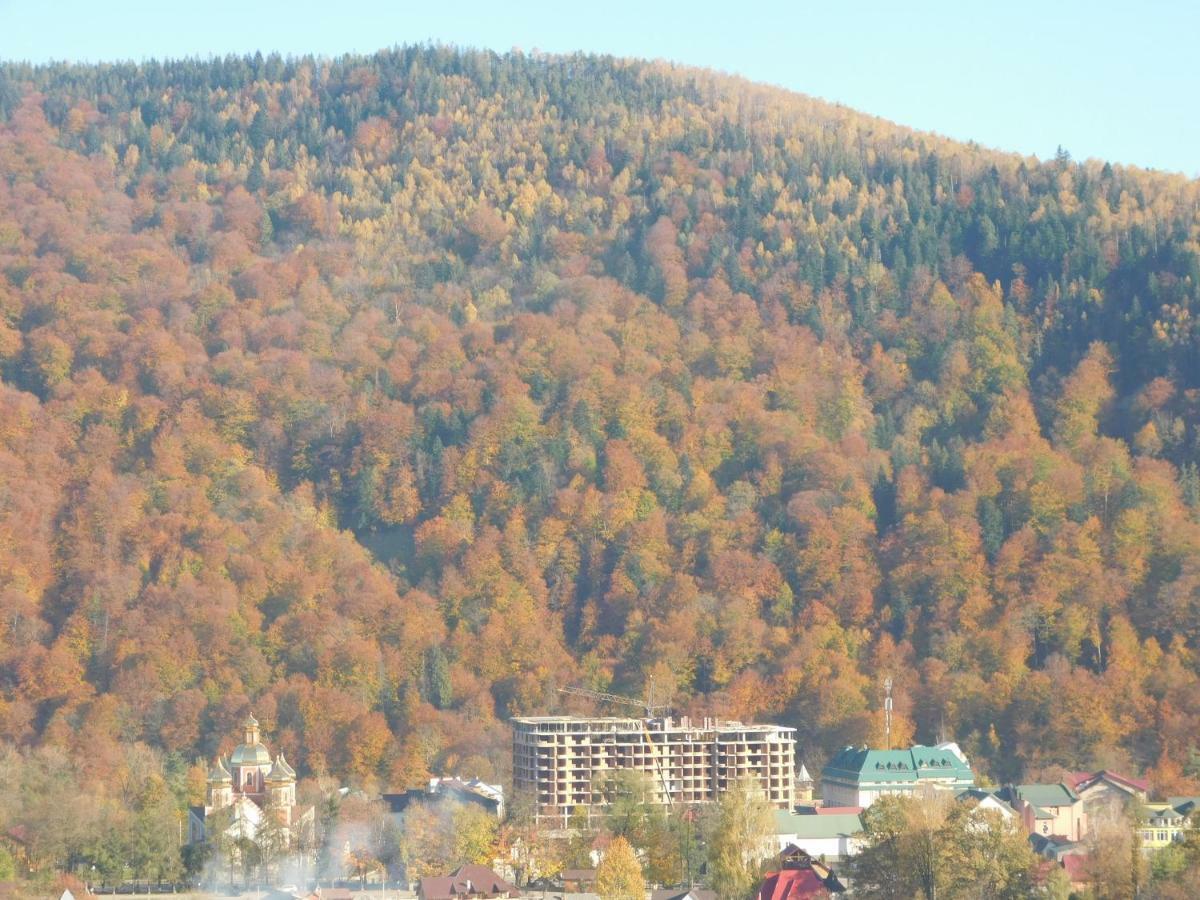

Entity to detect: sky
[1,0,1197,177]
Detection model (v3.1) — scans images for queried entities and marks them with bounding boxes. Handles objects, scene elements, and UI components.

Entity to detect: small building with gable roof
[773,810,864,862]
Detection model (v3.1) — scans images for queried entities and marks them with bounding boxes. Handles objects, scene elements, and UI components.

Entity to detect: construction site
[511,714,797,827]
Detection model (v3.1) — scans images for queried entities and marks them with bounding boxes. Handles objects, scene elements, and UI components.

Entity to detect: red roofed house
[419,864,519,900]
[758,846,845,899]
[1064,771,1148,826]
[757,868,831,900]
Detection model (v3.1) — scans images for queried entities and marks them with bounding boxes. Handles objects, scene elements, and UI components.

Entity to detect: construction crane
[557,683,675,807]
[558,682,670,718]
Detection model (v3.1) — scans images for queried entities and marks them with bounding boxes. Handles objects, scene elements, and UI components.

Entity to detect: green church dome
[230,741,273,766]
[229,711,272,767]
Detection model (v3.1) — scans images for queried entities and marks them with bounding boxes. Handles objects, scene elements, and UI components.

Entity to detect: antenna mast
[883,677,893,750]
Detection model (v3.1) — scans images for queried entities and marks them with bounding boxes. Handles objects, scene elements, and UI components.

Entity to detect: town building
[1141,798,1199,851]
[1064,770,1148,823]
[418,864,518,900]
[819,743,974,808]
[559,869,597,892]
[955,788,1018,822]
[383,777,505,823]
[998,783,1087,841]
[757,846,846,899]
[772,810,864,862]
[512,715,796,826]
[1002,770,1156,846]
[188,713,314,851]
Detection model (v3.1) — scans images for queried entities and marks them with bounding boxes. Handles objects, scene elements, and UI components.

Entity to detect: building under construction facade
[512,715,797,826]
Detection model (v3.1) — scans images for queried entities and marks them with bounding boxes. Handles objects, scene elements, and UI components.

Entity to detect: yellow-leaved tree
[596,835,646,900]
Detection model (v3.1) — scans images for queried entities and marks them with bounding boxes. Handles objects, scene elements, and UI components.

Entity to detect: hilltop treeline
[1,47,1199,827]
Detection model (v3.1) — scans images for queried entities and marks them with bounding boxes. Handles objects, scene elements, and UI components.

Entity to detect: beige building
[1002,783,1087,841]
[512,715,796,826]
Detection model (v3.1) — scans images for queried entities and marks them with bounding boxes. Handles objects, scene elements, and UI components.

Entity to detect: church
[188,713,315,850]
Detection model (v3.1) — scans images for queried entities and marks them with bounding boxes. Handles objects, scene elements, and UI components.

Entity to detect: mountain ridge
[0,47,1198,840]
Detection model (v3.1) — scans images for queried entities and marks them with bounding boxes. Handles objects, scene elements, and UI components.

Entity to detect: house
[773,810,864,861]
[820,743,974,808]
[1140,797,1199,851]
[1000,784,1087,841]
[384,777,505,823]
[1065,770,1148,823]
[956,788,1018,822]
[757,847,846,899]
[419,864,519,900]
[757,868,831,900]
[1029,833,1085,861]
[560,869,597,892]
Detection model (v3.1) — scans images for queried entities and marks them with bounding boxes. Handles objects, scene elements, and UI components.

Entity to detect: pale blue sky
[1,0,1197,176]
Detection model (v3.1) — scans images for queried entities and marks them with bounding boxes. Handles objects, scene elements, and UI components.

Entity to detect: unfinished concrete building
[512,716,797,826]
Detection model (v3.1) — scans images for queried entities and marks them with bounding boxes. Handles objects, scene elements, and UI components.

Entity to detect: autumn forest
[1,46,1200,871]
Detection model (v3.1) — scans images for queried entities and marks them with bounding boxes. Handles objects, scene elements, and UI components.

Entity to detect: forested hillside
[1,46,1199,820]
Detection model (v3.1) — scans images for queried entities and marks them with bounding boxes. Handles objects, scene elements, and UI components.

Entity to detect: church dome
[230,741,273,766]
[208,757,233,783]
[230,711,272,766]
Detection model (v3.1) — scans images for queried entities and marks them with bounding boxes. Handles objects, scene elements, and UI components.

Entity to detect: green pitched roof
[1168,796,1200,813]
[774,810,864,839]
[822,745,974,786]
[1014,784,1079,808]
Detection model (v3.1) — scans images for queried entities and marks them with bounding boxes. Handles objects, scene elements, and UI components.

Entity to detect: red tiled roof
[1061,855,1090,883]
[1066,770,1149,793]
[757,869,830,900]
[1098,770,1149,792]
